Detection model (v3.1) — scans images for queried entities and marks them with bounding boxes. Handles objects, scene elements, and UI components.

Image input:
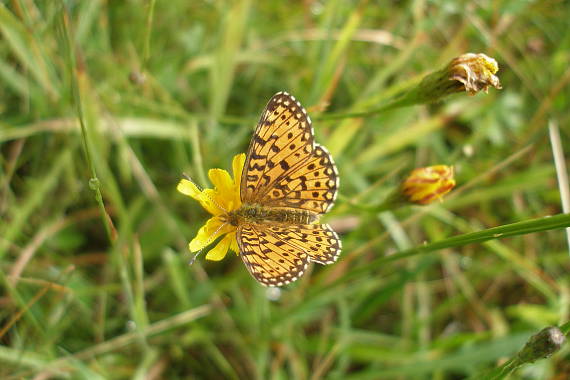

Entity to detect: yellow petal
[205,233,233,261]
[189,217,220,252]
[229,234,239,254]
[232,153,246,187]
[199,189,225,216]
[188,217,234,252]
[208,168,242,212]
[177,179,201,199]
[208,168,236,212]
[177,179,223,216]
[231,153,245,209]
[208,168,234,195]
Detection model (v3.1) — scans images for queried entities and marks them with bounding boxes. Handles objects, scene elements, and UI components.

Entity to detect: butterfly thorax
[227,203,319,226]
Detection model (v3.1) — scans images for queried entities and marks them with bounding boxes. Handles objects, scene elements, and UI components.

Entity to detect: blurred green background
[1,0,570,379]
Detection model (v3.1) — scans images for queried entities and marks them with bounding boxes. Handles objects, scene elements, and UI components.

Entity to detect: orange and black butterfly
[227,92,341,286]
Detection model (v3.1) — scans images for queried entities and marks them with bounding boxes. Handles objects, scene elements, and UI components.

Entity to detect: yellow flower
[177,153,245,261]
[401,165,456,205]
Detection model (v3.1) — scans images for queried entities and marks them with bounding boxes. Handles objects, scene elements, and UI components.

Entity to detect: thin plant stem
[548,120,570,253]
[142,0,156,71]
[58,4,114,242]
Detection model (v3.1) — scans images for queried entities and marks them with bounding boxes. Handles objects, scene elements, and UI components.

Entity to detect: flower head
[401,165,455,205]
[177,153,245,261]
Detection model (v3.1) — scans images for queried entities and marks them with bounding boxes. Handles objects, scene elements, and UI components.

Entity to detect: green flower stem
[318,53,500,121]
[316,94,415,121]
[142,0,156,71]
[342,189,406,213]
[317,67,460,121]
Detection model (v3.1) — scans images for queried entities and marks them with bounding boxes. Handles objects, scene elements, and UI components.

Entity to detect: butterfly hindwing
[237,223,310,287]
[267,223,342,264]
[237,222,341,286]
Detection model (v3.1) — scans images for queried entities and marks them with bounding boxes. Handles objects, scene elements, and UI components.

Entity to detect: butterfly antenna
[188,221,230,266]
[182,173,229,213]
[188,249,204,266]
[183,172,202,190]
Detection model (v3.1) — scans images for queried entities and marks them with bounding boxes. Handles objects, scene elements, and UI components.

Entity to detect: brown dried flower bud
[447,53,502,95]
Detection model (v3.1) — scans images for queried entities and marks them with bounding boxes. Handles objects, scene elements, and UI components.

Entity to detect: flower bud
[401,165,455,205]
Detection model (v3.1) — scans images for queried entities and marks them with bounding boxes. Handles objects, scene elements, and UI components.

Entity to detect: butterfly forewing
[242,94,313,196]
[261,144,338,213]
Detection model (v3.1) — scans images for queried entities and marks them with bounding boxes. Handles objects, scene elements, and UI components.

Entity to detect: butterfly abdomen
[232,203,318,225]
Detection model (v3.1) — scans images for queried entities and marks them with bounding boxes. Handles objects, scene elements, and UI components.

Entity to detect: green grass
[1,1,570,379]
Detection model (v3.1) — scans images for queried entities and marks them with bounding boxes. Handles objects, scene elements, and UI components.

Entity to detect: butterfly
[227,92,342,286]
